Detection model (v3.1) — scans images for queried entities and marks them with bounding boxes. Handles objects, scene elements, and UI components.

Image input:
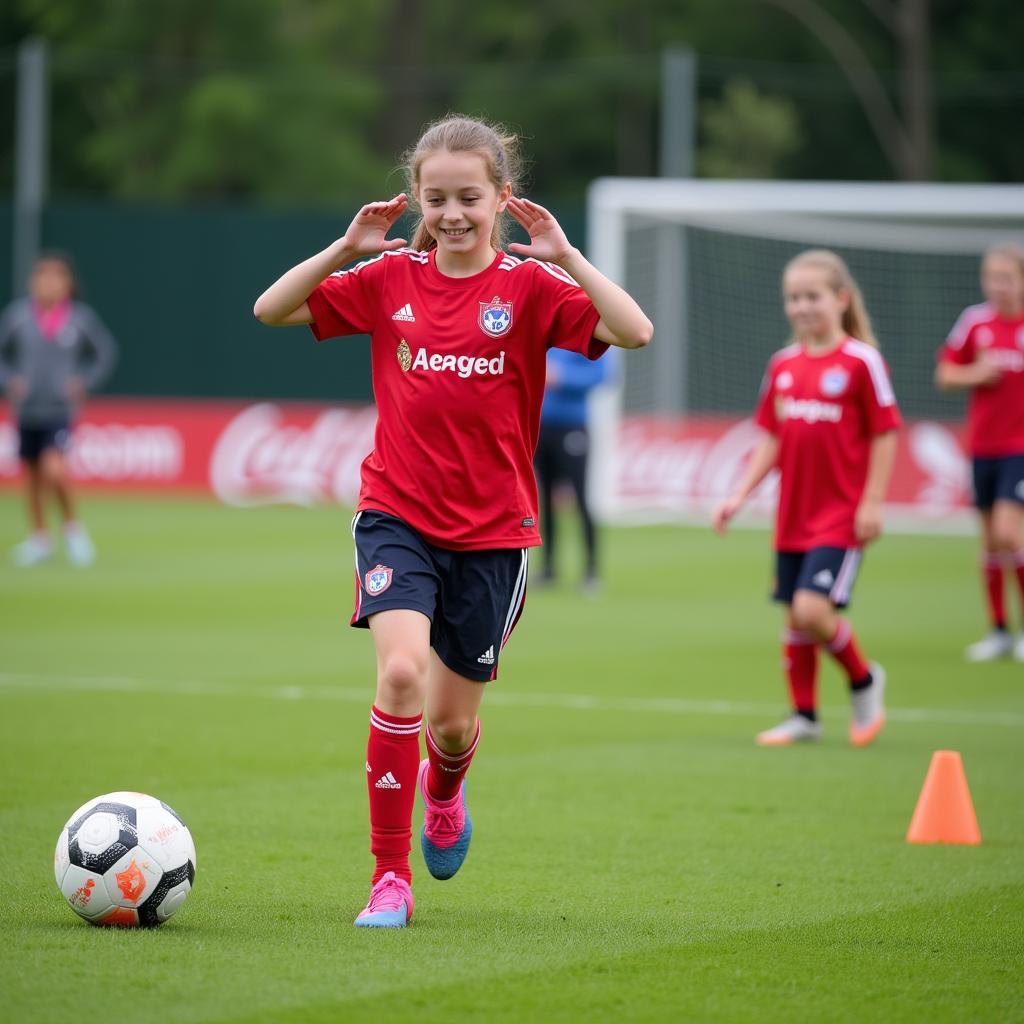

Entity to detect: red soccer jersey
[307,248,606,550]
[937,302,1024,458]
[755,338,902,551]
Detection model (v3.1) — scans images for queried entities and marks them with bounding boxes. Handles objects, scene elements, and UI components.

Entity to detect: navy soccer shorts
[350,509,529,682]
[18,419,71,463]
[773,547,863,609]
[972,454,1024,510]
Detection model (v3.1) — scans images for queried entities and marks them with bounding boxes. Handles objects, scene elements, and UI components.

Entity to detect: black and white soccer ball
[54,791,196,927]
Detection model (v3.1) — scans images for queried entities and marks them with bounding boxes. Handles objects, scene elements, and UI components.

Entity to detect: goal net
[585,179,1024,528]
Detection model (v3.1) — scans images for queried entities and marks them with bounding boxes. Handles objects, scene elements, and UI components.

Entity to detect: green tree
[1,0,1022,201]
[699,79,801,178]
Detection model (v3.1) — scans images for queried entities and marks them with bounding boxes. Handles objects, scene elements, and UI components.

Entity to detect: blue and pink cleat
[353,871,414,928]
[418,759,472,880]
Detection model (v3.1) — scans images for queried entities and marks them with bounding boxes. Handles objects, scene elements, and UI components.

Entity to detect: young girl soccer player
[936,244,1024,662]
[712,250,901,747]
[0,252,117,567]
[253,115,651,927]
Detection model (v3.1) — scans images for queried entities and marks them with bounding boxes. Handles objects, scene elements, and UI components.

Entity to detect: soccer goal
[585,179,1024,528]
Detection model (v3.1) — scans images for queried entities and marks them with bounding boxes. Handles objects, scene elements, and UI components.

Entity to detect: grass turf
[1,494,1022,1024]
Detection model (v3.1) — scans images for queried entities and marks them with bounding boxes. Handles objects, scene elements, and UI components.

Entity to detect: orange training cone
[906,750,981,845]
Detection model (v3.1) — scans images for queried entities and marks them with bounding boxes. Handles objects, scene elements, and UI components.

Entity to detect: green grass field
[1,494,1022,1024]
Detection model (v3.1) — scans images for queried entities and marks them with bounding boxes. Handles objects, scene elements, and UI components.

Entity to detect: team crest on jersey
[820,366,850,397]
[365,564,393,596]
[479,296,513,337]
[397,338,412,372]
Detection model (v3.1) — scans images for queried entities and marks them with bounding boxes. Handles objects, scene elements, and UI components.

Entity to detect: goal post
[585,179,1024,528]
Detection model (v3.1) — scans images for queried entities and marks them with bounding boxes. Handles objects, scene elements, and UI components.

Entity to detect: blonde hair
[982,242,1024,278]
[784,248,878,348]
[402,114,522,253]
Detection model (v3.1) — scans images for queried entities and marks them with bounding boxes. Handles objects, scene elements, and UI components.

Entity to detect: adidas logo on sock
[391,303,416,322]
[477,645,495,665]
[375,772,401,789]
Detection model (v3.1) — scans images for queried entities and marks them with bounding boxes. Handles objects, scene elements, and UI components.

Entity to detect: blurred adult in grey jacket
[0,253,117,566]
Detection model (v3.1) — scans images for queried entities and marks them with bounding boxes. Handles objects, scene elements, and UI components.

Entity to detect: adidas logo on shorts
[477,645,496,666]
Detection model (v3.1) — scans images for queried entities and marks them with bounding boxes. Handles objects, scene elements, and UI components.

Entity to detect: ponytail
[841,278,877,349]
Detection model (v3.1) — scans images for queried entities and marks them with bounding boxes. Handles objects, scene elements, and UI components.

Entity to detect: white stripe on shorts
[829,549,861,606]
[351,511,364,620]
[500,549,529,648]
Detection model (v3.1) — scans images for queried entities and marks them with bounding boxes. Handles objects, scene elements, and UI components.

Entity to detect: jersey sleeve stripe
[328,249,428,279]
[843,339,897,407]
[329,253,387,278]
[946,302,993,350]
[524,257,581,287]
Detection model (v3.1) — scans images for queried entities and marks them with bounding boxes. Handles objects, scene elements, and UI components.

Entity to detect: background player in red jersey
[936,244,1024,663]
[253,115,651,928]
[712,250,901,747]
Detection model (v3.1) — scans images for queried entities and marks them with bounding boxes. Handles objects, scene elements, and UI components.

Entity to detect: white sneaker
[849,661,886,747]
[756,714,821,746]
[64,524,96,567]
[1013,635,1024,663]
[965,630,1013,662]
[11,533,53,567]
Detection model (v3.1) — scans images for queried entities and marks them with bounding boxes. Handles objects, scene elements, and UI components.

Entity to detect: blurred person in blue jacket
[0,253,117,567]
[534,347,613,590]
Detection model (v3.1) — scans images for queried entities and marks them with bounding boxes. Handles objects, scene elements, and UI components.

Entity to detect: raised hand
[343,194,409,257]
[506,197,574,264]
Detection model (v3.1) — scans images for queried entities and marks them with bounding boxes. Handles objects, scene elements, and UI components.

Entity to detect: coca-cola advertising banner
[0,399,972,521]
[611,415,971,524]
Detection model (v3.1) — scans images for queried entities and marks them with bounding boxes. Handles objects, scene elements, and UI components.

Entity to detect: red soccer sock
[783,629,819,717]
[366,705,422,885]
[983,553,1007,630]
[425,719,481,803]
[826,619,871,686]
[1013,551,1024,622]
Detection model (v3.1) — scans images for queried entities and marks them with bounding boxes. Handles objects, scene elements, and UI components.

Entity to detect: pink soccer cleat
[418,759,473,880]
[353,871,413,928]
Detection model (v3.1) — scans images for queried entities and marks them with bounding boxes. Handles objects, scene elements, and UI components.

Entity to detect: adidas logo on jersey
[375,772,401,789]
[477,645,496,665]
[813,569,835,588]
[392,304,416,322]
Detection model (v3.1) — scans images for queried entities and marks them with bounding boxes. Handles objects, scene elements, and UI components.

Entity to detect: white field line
[1,671,1022,728]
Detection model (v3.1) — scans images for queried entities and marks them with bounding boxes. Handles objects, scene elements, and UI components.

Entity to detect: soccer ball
[54,791,196,927]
